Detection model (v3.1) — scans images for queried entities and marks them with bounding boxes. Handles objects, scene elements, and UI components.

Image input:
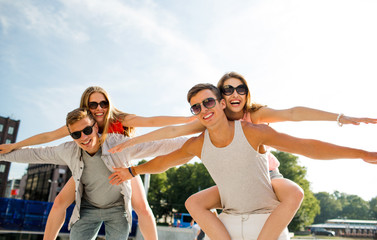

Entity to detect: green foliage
[315,191,372,221]
[140,160,215,218]
[272,151,320,231]
[166,163,215,213]
[314,192,342,223]
[369,197,377,219]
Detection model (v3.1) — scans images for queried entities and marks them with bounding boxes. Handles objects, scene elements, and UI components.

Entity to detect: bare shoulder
[241,121,275,146]
[241,121,271,132]
[183,133,204,157]
[122,114,137,123]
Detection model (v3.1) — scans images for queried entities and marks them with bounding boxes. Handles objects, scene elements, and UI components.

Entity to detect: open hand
[0,144,16,154]
[362,152,377,164]
[108,167,133,185]
[341,116,377,125]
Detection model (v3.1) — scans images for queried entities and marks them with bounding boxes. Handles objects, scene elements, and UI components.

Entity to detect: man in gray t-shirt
[0,108,187,240]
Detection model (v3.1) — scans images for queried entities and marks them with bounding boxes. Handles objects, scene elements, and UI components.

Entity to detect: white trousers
[205,213,290,240]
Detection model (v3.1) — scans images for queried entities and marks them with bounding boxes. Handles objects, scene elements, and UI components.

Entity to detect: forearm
[13,126,68,149]
[144,116,195,126]
[124,115,196,127]
[289,107,338,121]
[0,144,67,165]
[132,122,203,145]
[14,134,56,149]
[276,138,367,160]
[133,154,193,175]
[130,126,189,146]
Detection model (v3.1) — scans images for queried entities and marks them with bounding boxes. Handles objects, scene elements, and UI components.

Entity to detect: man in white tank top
[110,83,377,240]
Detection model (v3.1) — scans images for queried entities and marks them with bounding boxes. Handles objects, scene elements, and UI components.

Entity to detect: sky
[1,0,377,200]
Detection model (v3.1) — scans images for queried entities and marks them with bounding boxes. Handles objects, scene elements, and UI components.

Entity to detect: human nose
[231,89,240,97]
[95,103,102,110]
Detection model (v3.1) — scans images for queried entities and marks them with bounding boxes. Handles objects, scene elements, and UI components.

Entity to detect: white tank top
[201,121,279,214]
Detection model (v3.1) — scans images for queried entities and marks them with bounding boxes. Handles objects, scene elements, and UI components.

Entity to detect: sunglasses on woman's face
[190,97,217,115]
[88,101,109,110]
[221,84,248,96]
[69,122,96,140]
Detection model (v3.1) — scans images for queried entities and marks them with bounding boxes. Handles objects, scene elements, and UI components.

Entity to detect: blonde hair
[80,86,135,143]
[217,72,265,114]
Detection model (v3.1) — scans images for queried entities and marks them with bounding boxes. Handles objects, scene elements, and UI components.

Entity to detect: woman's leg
[257,178,304,240]
[185,186,231,240]
[131,176,158,240]
[44,177,76,240]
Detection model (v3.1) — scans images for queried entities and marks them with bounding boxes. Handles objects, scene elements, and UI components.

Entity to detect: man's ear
[220,99,226,110]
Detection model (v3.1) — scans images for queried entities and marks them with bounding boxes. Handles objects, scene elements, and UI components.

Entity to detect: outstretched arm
[0,126,69,154]
[252,106,377,125]
[122,114,196,127]
[109,136,200,185]
[0,142,71,165]
[109,120,204,153]
[251,124,377,163]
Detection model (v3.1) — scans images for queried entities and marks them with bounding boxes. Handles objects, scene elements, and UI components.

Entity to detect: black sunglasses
[190,97,217,115]
[88,101,109,110]
[221,84,248,96]
[69,122,96,140]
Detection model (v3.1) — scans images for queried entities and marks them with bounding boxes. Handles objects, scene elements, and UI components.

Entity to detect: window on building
[5,139,11,144]
[8,127,14,135]
[0,164,5,173]
[0,124,3,132]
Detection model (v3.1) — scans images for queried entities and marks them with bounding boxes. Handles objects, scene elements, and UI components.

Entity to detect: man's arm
[0,142,72,165]
[109,136,200,185]
[104,134,188,162]
[244,123,377,163]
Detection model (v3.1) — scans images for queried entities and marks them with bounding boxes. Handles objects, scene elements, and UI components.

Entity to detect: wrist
[10,143,18,150]
[129,166,137,177]
[337,113,344,127]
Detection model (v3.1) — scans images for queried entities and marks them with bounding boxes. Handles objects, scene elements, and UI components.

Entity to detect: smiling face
[189,89,226,128]
[68,116,100,155]
[222,77,247,115]
[88,92,109,127]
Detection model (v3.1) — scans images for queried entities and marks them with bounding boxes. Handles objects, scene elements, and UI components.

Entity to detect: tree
[314,192,342,223]
[138,160,170,221]
[339,193,370,220]
[369,197,377,219]
[272,151,320,231]
[165,163,215,213]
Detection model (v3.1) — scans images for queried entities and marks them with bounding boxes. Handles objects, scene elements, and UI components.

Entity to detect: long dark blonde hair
[217,72,265,114]
[79,86,135,143]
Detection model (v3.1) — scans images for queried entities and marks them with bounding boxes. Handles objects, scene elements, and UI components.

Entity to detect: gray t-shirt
[81,148,123,208]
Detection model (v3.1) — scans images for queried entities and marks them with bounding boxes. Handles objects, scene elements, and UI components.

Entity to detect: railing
[0,198,137,237]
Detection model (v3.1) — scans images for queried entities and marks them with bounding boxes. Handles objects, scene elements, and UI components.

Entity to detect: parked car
[311,227,336,236]
[173,213,192,228]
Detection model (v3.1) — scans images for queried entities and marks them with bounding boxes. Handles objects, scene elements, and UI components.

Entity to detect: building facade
[309,219,377,238]
[0,116,20,197]
[22,164,71,202]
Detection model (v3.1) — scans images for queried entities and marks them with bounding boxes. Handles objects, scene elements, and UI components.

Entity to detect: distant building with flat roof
[308,219,377,238]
